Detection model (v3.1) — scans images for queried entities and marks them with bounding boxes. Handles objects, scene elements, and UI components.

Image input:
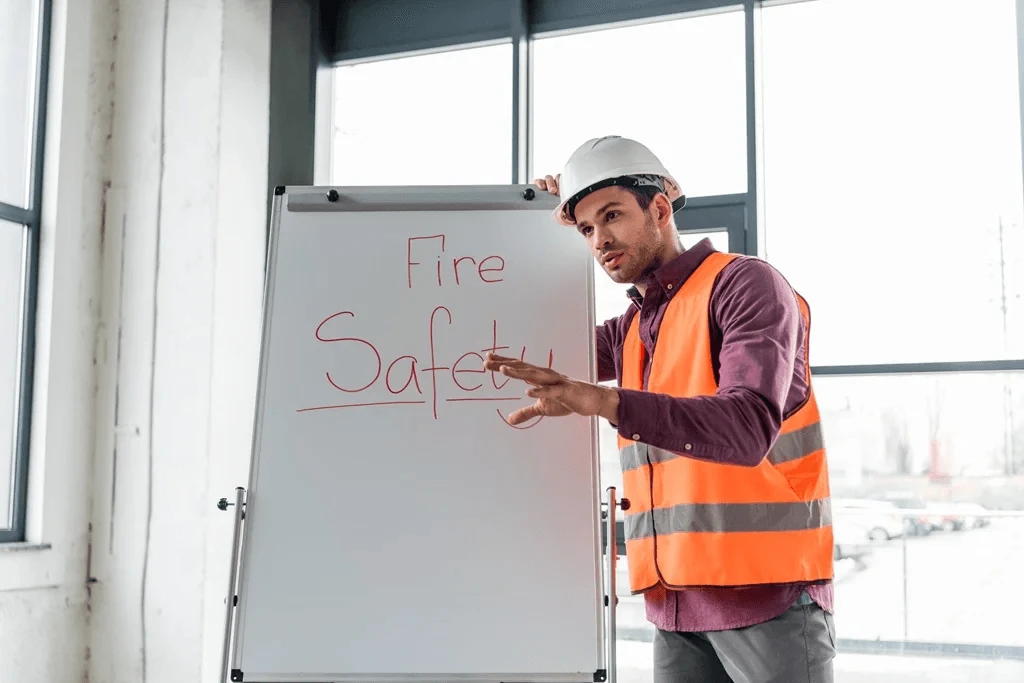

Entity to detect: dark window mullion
[29,0,52,223]
[0,203,33,226]
[811,360,1024,377]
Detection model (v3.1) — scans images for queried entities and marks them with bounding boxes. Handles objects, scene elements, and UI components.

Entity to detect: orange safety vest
[617,251,833,593]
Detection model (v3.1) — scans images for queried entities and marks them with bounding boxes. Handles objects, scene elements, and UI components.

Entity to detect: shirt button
[632,433,641,440]
[666,284,673,290]
[684,443,693,451]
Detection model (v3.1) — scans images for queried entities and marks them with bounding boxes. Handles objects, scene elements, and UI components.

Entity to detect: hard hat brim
[554,174,683,226]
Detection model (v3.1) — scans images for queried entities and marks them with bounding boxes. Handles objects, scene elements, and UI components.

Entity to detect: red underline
[295,401,426,413]
[445,397,522,402]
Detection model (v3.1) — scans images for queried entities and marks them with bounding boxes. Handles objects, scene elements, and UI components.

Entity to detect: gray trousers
[653,600,836,683]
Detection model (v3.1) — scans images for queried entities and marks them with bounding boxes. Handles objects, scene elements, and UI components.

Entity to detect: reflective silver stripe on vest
[619,422,824,472]
[620,442,645,472]
[768,423,825,465]
[624,498,832,540]
[619,442,678,472]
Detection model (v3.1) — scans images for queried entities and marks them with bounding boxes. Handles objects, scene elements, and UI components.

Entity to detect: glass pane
[0,221,27,529]
[819,371,1024,647]
[761,0,1024,365]
[611,371,1024,682]
[0,0,40,208]
[532,11,746,197]
[331,43,512,185]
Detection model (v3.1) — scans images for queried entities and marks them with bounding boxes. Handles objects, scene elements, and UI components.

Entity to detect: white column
[88,1,271,682]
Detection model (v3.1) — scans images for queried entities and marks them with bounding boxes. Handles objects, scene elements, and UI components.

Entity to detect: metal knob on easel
[602,487,630,683]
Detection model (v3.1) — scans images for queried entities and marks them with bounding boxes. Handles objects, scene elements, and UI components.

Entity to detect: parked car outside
[833,498,905,541]
[946,501,991,529]
[881,493,933,536]
[832,516,873,567]
[925,501,968,531]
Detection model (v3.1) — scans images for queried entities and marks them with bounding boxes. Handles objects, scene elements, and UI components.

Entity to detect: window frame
[0,0,51,544]
[318,0,1024,660]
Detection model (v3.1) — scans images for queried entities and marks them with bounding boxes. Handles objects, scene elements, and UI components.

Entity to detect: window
[1,222,26,529]
[612,373,1024,675]
[818,371,1024,647]
[1,0,46,542]
[1,1,38,208]
[330,43,513,186]
[319,1,1024,677]
[532,10,747,197]
[818,372,1024,480]
[755,0,1024,677]
[760,0,1024,366]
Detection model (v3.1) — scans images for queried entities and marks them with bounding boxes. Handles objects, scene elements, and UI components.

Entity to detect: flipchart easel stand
[216,485,627,683]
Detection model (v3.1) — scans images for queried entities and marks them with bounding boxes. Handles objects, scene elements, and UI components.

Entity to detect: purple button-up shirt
[596,238,833,633]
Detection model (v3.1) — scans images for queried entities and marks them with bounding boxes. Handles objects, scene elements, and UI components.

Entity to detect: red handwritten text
[406,234,506,289]
[299,307,553,429]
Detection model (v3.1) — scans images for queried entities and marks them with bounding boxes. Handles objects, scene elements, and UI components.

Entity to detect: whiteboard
[231,186,606,683]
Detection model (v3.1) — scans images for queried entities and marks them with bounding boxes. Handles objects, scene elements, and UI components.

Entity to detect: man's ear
[652,193,674,229]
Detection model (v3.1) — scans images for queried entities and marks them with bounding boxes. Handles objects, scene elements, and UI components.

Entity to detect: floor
[615,642,1024,682]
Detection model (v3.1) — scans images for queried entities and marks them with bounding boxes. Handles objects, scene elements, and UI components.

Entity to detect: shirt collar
[626,237,717,305]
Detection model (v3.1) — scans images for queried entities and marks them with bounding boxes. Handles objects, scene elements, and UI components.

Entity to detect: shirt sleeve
[613,258,800,467]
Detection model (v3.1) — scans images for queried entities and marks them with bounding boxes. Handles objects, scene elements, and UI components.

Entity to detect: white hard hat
[554,135,685,226]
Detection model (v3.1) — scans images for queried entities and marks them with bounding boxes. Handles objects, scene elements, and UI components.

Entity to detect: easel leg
[605,487,618,683]
[219,487,246,682]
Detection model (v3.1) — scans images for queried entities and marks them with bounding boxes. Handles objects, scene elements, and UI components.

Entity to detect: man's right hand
[533,174,560,196]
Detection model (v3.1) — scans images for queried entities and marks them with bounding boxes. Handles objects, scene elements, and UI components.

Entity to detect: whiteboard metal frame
[220,184,610,683]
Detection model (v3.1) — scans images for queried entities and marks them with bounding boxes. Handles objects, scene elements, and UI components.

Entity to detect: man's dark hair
[623,183,663,214]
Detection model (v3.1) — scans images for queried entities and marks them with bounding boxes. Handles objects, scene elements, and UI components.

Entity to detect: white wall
[0,1,271,682]
[87,0,271,682]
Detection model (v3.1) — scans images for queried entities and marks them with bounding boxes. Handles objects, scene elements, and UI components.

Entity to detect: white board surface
[232,186,605,683]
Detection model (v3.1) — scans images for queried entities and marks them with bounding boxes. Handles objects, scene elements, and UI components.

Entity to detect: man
[484,135,836,682]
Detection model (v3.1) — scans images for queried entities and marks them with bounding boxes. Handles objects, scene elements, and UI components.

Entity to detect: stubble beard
[618,214,662,284]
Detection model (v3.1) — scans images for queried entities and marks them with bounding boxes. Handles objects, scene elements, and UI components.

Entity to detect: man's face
[572,186,664,284]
